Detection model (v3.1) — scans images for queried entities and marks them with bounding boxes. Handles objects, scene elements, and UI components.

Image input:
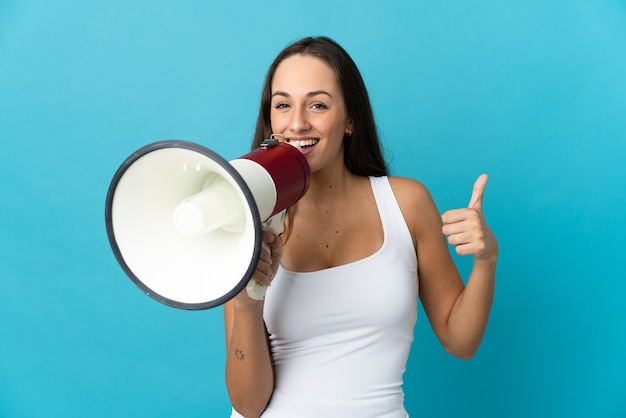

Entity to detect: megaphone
[105,135,310,310]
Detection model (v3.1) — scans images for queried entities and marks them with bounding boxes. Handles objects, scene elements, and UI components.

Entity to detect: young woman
[223,36,498,418]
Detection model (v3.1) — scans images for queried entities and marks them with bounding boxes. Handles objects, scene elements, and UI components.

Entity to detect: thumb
[468,174,489,209]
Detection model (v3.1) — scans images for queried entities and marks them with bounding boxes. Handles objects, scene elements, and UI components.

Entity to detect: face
[270,54,353,173]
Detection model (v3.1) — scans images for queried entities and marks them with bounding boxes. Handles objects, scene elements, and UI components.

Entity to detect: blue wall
[1,1,625,417]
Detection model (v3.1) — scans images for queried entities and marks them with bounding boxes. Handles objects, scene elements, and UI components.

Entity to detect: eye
[273,102,289,110]
[310,102,328,110]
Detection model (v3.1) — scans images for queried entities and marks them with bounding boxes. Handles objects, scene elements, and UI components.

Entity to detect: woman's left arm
[440,174,498,359]
[394,174,498,360]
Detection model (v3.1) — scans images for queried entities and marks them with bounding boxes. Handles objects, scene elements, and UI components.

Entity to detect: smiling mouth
[286,138,319,148]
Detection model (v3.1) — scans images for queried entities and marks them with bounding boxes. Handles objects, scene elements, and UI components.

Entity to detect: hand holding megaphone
[105,136,310,310]
[243,228,283,302]
[244,210,285,301]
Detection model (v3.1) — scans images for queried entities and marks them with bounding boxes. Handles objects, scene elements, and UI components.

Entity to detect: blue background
[1,1,625,417]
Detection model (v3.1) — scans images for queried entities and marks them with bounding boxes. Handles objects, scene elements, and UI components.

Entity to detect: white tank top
[231,176,418,418]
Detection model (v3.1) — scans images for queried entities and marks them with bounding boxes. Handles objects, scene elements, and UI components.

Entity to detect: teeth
[289,139,318,147]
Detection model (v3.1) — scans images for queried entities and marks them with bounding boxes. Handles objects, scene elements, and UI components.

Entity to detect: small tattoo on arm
[234,348,245,361]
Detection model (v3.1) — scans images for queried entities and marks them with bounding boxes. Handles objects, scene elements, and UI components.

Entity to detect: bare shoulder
[387,176,441,242]
[388,176,439,216]
[388,176,430,200]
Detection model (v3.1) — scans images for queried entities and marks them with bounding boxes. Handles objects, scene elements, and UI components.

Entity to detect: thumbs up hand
[441,174,498,261]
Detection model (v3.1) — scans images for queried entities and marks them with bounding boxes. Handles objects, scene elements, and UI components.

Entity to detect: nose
[288,106,311,133]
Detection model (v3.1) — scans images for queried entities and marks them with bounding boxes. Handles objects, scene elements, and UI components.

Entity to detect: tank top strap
[369,176,416,257]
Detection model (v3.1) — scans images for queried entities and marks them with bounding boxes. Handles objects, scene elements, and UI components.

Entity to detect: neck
[297,164,359,210]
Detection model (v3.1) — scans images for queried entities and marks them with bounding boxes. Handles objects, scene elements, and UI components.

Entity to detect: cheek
[269,112,285,132]
[329,118,349,140]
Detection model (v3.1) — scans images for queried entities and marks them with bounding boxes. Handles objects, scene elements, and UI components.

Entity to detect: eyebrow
[271,90,333,99]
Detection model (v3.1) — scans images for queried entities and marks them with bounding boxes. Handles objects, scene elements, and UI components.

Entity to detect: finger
[442,221,472,237]
[253,258,274,286]
[445,225,484,244]
[268,233,282,250]
[441,207,477,225]
[468,174,488,209]
[262,229,276,244]
[445,231,469,247]
[260,230,283,280]
[454,242,482,257]
[260,241,272,265]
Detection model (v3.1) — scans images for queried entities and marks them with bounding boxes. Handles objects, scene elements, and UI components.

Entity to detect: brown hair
[252,36,388,177]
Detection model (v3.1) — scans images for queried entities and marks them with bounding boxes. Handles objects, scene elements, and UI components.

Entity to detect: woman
[224,36,498,418]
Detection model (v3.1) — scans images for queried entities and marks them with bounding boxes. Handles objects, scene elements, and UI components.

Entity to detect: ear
[345,118,354,136]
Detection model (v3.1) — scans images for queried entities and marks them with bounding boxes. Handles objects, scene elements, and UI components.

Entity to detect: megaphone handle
[245,210,286,300]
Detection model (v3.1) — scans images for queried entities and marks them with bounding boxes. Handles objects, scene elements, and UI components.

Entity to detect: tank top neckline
[279,176,389,276]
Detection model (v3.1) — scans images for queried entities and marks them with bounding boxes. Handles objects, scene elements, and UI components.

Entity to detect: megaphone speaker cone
[105,139,310,310]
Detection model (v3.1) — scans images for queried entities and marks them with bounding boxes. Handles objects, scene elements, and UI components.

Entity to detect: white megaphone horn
[105,135,310,310]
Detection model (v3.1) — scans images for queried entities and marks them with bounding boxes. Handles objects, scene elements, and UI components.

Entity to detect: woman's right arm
[224,231,281,418]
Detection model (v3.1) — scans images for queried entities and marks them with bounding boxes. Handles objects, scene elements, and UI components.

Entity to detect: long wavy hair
[251,36,388,177]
